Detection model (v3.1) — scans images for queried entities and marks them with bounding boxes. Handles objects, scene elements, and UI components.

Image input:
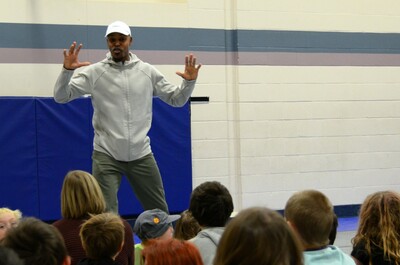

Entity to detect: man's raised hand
[63,41,91,70]
[176,54,202,81]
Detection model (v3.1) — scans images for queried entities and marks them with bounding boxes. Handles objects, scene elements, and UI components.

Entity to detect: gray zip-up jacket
[54,52,196,161]
[190,227,225,265]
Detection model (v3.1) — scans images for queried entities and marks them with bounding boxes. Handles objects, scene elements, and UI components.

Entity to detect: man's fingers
[75,43,83,54]
[68,42,76,54]
[67,42,84,55]
[186,54,197,67]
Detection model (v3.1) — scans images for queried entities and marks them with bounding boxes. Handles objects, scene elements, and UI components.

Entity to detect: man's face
[106,33,132,62]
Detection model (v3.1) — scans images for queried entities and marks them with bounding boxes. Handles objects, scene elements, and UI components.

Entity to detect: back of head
[174,210,201,240]
[61,170,106,219]
[2,217,68,265]
[214,207,303,265]
[142,238,204,265]
[353,190,400,263]
[284,189,334,247]
[189,181,234,227]
[0,246,24,265]
[79,212,125,260]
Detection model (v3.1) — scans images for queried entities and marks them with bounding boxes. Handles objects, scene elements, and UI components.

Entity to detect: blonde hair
[61,170,106,219]
[80,212,125,260]
[352,191,400,265]
[0,208,22,220]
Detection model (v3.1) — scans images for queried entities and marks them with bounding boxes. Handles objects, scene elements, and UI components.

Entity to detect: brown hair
[174,210,201,240]
[2,217,68,265]
[284,189,334,247]
[80,212,125,260]
[142,238,203,265]
[352,191,400,265]
[61,170,106,219]
[214,207,303,265]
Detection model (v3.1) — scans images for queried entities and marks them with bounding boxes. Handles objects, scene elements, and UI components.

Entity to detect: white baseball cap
[105,21,131,37]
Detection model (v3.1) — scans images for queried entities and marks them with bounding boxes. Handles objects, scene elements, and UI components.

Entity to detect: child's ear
[119,240,125,252]
[63,256,71,265]
[113,240,125,260]
[286,220,299,234]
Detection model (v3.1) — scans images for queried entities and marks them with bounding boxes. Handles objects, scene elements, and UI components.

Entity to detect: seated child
[2,217,70,265]
[142,238,203,265]
[284,189,355,265]
[213,207,303,265]
[351,191,400,265]
[133,209,180,265]
[78,212,125,265]
[0,207,22,241]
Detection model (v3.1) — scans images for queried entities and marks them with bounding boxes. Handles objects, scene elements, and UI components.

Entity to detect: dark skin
[63,33,201,81]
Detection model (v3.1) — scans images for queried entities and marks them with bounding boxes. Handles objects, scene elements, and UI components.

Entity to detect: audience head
[174,210,201,240]
[284,189,334,249]
[142,238,204,265]
[352,190,400,263]
[189,181,233,227]
[0,246,24,265]
[2,217,70,265]
[214,207,303,265]
[133,209,180,243]
[0,208,22,241]
[61,170,106,219]
[80,212,125,260]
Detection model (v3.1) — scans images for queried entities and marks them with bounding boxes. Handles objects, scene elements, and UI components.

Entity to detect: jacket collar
[103,52,140,66]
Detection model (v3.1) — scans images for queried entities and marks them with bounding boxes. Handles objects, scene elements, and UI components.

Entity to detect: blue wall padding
[0,98,40,217]
[0,97,192,221]
[35,98,95,220]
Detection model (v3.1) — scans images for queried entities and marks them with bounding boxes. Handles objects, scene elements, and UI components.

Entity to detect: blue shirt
[304,245,356,265]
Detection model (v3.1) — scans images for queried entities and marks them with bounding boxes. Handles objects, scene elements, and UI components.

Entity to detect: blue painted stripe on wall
[1,23,400,54]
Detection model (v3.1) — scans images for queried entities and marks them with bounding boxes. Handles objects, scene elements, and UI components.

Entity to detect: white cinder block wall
[2,0,400,213]
[190,0,400,211]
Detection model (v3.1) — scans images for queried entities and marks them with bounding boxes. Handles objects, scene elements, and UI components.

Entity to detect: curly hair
[352,191,400,265]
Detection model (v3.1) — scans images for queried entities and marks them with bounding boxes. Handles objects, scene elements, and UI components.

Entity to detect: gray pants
[92,150,169,214]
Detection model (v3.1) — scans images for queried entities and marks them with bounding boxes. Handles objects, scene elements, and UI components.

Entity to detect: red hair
[142,239,203,265]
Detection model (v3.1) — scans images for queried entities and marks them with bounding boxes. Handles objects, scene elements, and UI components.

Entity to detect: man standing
[54,21,201,213]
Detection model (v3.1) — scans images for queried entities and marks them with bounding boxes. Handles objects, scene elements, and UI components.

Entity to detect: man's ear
[63,256,71,265]
[130,37,133,46]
